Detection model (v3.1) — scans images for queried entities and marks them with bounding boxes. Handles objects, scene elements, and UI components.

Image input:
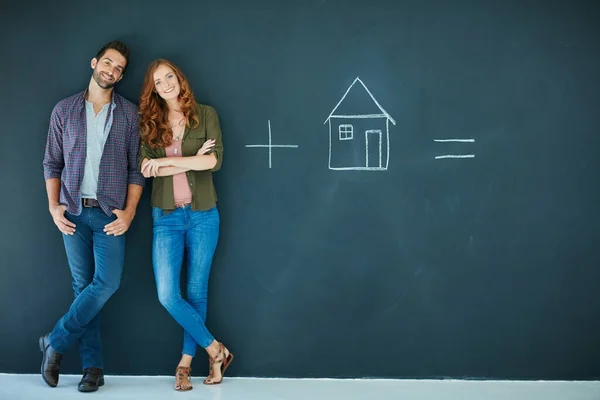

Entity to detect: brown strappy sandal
[175,366,193,391]
[203,344,234,385]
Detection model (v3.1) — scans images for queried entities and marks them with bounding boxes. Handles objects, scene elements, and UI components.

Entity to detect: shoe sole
[39,336,57,388]
[78,385,99,393]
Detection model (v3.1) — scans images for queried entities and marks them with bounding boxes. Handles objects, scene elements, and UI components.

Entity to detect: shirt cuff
[128,172,146,187]
[44,170,62,180]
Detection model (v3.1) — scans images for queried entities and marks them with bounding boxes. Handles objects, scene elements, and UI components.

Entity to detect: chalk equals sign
[433,139,475,159]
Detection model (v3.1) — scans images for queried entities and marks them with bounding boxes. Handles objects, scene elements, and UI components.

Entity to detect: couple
[40,40,233,393]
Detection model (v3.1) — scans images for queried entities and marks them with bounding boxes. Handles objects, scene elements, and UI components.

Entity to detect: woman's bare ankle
[206,340,221,359]
[178,354,193,368]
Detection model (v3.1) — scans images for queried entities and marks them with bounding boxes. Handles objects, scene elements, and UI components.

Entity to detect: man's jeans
[152,205,220,355]
[49,206,125,369]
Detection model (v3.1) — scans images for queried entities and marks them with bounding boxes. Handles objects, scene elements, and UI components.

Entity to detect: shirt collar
[79,88,118,110]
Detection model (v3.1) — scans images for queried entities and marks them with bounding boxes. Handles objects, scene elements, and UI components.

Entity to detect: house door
[365,130,382,168]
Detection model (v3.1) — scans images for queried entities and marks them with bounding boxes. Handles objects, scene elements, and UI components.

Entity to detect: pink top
[165,138,192,206]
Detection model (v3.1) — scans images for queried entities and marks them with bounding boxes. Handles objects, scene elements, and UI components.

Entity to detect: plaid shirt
[43,90,145,216]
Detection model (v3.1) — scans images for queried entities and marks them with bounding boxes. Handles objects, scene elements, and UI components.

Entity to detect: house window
[339,124,353,140]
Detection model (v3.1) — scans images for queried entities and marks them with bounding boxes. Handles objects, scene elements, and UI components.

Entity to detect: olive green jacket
[139,104,223,211]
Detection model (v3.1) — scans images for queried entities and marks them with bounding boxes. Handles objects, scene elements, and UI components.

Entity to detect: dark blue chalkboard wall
[1,0,599,379]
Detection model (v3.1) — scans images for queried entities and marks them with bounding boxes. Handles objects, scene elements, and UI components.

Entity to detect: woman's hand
[197,139,216,155]
[142,158,170,178]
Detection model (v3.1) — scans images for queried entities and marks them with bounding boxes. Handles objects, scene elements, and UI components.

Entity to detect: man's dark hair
[95,40,131,73]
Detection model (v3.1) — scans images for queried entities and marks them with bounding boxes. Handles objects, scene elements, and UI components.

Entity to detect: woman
[138,59,233,391]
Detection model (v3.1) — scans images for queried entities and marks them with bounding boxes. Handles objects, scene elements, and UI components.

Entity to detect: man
[40,40,145,392]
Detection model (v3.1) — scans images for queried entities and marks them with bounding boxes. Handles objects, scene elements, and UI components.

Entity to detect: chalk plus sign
[245,120,299,168]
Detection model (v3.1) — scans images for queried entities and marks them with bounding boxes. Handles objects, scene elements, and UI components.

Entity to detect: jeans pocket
[64,211,74,221]
[151,207,165,221]
[190,206,220,227]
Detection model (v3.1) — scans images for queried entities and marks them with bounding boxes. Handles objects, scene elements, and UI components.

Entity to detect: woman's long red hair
[139,59,200,148]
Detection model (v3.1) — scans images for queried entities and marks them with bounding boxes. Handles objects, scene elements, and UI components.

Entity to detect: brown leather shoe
[38,334,62,388]
[78,367,105,392]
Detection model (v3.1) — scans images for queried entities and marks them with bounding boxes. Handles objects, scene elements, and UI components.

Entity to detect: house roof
[324,77,396,125]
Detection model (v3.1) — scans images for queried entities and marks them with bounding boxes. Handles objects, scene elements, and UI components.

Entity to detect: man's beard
[92,69,117,90]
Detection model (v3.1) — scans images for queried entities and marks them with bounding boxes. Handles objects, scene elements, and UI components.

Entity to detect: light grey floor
[1,374,599,400]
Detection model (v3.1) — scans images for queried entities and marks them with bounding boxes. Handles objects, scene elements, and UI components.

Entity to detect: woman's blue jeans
[152,204,219,355]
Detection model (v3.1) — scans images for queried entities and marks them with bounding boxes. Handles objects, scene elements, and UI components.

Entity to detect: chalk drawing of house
[324,77,396,171]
